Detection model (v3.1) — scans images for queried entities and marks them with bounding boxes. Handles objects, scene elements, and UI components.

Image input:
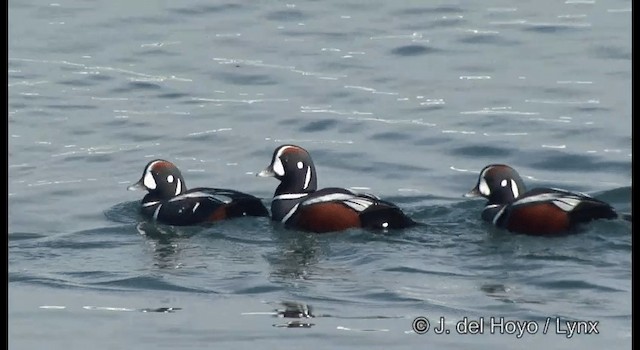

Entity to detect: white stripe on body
[153,204,162,220]
[281,203,300,224]
[515,193,582,212]
[169,191,231,203]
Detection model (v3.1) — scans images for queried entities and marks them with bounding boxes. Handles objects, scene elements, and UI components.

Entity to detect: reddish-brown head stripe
[280,146,308,156]
[484,164,512,178]
[151,160,174,171]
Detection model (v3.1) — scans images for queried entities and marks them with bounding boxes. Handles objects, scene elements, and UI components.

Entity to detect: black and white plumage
[465,164,620,235]
[257,145,418,233]
[128,159,269,226]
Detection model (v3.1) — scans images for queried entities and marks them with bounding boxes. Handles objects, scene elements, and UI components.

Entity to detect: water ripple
[170,3,242,16]
[88,276,215,293]
[298,119,339,132]
[8,0,631,347]
[390,45,440,56]
[265,10,307,22]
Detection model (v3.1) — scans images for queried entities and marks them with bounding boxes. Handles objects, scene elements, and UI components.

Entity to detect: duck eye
[297,161,303,169]
[167,175,174,183]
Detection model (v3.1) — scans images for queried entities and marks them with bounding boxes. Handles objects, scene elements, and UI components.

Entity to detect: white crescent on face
[273,157,285,176]
[143,170,157,190]
[476,167,492,196]
[510,179,519,198]
[478,178,490,196]
[174,178,182,196]
[142,160,163,190]
[303,166,312,189]
[271,145,301,177]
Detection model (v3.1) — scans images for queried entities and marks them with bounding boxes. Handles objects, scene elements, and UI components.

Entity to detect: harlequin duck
[257,144,418,233]
[128,159,269,226]
[464,164,619,235]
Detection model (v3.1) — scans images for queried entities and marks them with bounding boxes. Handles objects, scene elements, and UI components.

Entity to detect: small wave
[390,45,440,56]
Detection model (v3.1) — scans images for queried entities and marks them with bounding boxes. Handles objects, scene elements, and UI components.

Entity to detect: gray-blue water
[9,0,631,349]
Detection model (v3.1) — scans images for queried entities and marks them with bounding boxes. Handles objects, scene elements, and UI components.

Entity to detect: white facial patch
[141,160,163,190]
[174,178,182,196]
[143,171,157,190]
[382,222,389,228]
[167,175,174,183]
[271,145,300,177]
[273,157,285,176]
[510,179,520,198]
[500,179,507,187]
[297,161,303,169]
[303,166,312,189]
[478,178,490,196]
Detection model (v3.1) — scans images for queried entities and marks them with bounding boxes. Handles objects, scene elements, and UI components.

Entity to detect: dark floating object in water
[41,305,182,313]
[140,307,182,313]
[262,301,316,328]
[276,301,314,318]
[273,321,315,328]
